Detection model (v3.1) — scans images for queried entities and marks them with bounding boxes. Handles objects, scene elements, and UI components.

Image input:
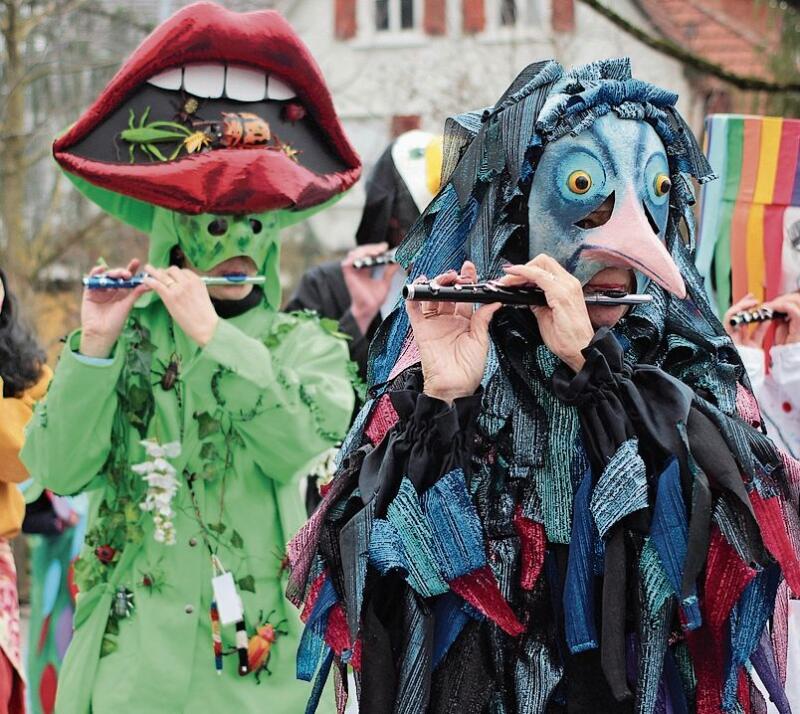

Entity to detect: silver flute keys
[729,306,788,327]
[352,249,397,270]
[403,281,653,307]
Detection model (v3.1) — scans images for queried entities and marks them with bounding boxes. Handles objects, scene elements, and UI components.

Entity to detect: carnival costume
[287,59,800,713]
[21,4,360,713]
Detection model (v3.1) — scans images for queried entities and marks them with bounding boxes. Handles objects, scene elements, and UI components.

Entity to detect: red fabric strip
[450,565,525,637]
[364,394,400,446]
[513,506,546,591]
[750,491,800,595]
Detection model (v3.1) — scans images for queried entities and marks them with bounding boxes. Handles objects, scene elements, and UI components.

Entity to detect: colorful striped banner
[697,114,800,317]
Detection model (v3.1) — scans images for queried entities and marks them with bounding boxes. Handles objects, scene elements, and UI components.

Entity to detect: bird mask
[371,58,716,385]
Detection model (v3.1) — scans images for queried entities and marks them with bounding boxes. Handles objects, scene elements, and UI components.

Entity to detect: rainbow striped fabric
[696,114,800,316]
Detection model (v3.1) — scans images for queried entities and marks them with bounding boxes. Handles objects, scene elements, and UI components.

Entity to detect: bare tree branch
[30,171,63,251]
[30,212,111,281]
[19,0,89,40]
[576,0,800,93]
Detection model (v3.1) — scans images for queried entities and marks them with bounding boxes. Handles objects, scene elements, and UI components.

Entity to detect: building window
[375,0,419,31]
[486,0,543,30]
[401,0,415,28]
[500,0,516,26]
[375,0,390,29]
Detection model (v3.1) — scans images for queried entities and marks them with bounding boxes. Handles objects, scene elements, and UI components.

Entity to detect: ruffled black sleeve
[552,327,694,470]
[359,389,482,517]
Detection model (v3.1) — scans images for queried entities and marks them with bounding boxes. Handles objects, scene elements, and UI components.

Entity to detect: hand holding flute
[80,259,224,358]
[408,256,607,403]
[724,292,800,349]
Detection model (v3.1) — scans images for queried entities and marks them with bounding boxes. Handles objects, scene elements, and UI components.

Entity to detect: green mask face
[173,211,279,271]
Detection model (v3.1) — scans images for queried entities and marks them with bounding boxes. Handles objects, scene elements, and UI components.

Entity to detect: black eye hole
[249,219,263,234]
[642,201,660,235]
[208,218,228,236]
[575,192,615,230]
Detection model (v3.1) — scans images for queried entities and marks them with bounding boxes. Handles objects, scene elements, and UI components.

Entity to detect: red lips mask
[53,2,361,215]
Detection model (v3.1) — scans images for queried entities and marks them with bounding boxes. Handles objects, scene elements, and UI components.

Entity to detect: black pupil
[576,175,589,190]
[208,218,228,236]
[249,219,263,234]
[660,178,671,194]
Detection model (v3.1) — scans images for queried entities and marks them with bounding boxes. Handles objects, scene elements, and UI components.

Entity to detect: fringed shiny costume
[287,59,800,713]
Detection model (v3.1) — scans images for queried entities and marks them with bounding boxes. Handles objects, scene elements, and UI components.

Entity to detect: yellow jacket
[0,365,52,538]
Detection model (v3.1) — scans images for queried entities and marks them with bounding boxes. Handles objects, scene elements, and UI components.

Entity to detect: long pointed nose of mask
[580,190,686,299]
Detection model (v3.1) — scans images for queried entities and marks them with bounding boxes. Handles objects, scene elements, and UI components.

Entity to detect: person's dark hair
[0,269,45,398]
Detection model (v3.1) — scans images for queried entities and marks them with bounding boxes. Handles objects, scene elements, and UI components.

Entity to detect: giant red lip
[53,2,361,215]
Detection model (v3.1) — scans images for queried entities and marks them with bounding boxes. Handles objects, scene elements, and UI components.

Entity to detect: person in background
[724,289,800,714]
[285,129,442,380]
[22,482,85,714]
[0,269,52,714]
[285,130,442,513]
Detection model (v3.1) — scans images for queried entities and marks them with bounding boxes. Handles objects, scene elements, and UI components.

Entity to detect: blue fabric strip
[423,468,486,581]
[432,592,472,668]
[564,466,599,653]
[650,458,701,631]
[722,565,781,710]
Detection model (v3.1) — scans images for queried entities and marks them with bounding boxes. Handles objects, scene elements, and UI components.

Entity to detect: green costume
[21,181,354,713]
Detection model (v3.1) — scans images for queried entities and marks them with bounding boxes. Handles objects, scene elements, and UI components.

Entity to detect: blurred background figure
[285,130,442,379]
[285,130,442,514]
[20,483,86,714]
[0,270,52,714]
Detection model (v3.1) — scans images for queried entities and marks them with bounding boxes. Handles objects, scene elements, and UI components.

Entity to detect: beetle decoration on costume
[287,59,800,714]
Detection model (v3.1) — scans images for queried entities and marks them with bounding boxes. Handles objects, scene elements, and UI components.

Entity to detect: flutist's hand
[407,261,501,405]
[768,292,800,346]
[500,254,594,372]
[342,242,401,335]
[80,259,151,359]
[143,265,219,347]
[724,294,770,348]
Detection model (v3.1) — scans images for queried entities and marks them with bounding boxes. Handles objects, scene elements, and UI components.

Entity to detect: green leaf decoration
[195,411,222,439]
[208,522,227,535]
[100,636,118,658]
[200,462,218,481]
[105,617,120,636]
[230,530,244,549]
[200,442,221,461]
[237,575,256,593]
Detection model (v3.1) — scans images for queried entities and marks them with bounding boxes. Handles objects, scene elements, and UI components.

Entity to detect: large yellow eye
[654,173,671,197]
[567,170,592,195]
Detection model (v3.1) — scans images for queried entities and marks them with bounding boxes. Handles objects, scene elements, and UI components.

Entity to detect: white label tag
[212,571,243,625]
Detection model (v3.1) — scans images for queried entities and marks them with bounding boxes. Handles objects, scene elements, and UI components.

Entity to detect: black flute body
[402,282,654,307]
[729,307,788,327]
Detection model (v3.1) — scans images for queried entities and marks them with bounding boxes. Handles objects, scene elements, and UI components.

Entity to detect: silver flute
[352,249,397,270]
[83,273,266,289]
[403,281,653,307]
[729,306,788,328]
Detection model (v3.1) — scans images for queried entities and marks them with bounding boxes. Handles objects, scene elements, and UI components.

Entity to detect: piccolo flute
[729,307,788,328]
[353,250,397,270]
[83,273,266,290]
[403,282,653,307]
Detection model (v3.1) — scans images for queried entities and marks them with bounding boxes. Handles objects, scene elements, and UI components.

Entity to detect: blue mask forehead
[527,113,671,284]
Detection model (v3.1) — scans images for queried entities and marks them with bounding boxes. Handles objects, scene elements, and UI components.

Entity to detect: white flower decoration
[135,439,182,545]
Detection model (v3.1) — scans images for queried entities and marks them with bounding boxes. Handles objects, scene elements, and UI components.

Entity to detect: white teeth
[267,76,297,100]
[224,65,267,102]
[147,67,183,91]
[183,63,225,98]
[145,63,295,103]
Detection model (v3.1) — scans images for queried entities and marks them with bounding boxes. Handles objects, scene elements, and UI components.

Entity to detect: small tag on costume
[212,571,243,625]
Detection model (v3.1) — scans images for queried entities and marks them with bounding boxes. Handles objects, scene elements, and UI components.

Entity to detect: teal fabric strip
[590,438,648,538]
